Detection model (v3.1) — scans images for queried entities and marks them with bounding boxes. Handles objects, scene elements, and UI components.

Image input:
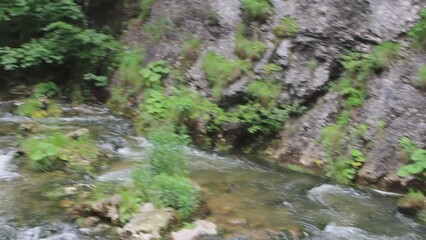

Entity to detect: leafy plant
[397,137,426,178]
[233,102,305,135]
[34,82,59,97]
[83,73,108,87]
[408,9,426,49]
[152,174,200,218]
[146,127,189,176]
[241,0,272,22]
[273,17,299,38]
[139,60,171,87]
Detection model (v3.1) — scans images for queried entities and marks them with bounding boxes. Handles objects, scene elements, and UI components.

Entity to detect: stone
[118,203,174,240]
[82,216,101,228]
[171,220,217,240]
[91,194,122,225]
[275,40,292,67]
[66,128,90,139]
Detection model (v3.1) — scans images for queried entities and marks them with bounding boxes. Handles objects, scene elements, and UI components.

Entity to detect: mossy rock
[397,192,426,215]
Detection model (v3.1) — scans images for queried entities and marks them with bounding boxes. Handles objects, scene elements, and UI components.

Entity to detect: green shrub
[235,24,267,61]
[152,174,200,218]
[202,51,250,100]
[273,17,298,38]
[408,9,426,49]
[417,65,426,89]
[147,127,190,176]
[83,73,108,87]
[241,0,272,22]
[34,82,58,97]
[247,80,281,107]
[233,102,305,135]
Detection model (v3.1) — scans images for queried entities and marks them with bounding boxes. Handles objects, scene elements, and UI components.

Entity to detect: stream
[0,101,425,240]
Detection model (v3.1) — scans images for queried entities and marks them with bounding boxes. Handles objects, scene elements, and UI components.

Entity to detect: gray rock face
[171,219,217,240]
[268,0,426,189]
[369,0,421,40]
[268,92,341,166]
[276,40,292,67]
[356,54,426,188]
[118,203,174,240]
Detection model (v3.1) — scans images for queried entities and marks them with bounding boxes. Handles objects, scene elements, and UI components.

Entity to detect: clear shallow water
[0,101,425,239]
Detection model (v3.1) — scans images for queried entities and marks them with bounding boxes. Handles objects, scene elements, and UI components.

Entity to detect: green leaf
[411,149,426,162]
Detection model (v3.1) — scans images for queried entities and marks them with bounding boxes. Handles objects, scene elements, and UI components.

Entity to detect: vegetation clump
[202,51,250,100]
[273,17,298,38]
[397,137,426,178]
[123,128,200,221]
[235,24,267,61]
[408,9,426,49]
[16,82,62,118]
[241,0,272,22]
[20,129,100,173]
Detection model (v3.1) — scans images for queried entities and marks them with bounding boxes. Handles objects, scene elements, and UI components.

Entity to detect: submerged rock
[118,203,174,240]
[171,220,218,240]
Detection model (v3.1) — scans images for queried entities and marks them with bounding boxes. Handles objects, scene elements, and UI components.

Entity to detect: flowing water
[0,100,425,240]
